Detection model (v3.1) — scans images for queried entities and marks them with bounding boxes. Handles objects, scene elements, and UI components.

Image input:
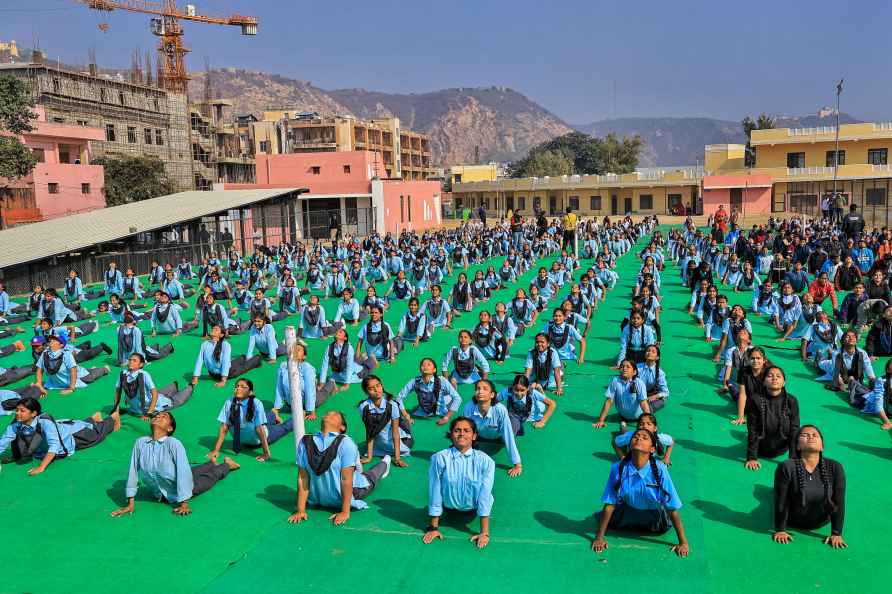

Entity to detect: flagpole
[833,79,843,218]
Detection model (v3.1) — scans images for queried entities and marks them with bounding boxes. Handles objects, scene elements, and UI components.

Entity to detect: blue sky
[4,0,889,124]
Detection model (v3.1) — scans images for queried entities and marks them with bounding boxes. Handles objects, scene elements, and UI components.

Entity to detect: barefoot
[111,410,122,432]
[90,411,103,423]
[223,457,241,471]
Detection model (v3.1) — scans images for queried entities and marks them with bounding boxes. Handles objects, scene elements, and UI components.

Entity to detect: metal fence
[2,205,375,296]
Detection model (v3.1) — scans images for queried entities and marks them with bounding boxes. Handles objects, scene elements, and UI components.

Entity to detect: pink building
[224,151,441,239]
[0,106,105,226]
[702,174,773,216]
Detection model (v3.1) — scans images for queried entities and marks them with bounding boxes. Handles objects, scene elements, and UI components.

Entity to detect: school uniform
[496,387,547,435]
[396,375,462,418]
[397,311,428,344]
[62,277,85,303]
[274,360,326,414]
[277,285,302,313]
[636,362,669,411]
[746,392,800,460]
[752,287,778,316]
[333,299,360,324]
[614,431,674,455]
[299,304,329,339]
[461,402,522,465]
[319,341,363,385]
[193,340,232,379]
[616,324,656,366]
[122,276,144,299]
[423,298,451,329]
[117,369,172,415]
[774,458,845,535]
[428,446,495,517]
[218,397,292,451]
[150,303,183,335]
[38,297,77,327]
[246,324,283,360]
[296,431,387,510]
[37,349,91,389]
[0,413,115,460]
[358,398,411,457]
[442,345,489,384]
[124,436,232,503]
[543,321,583,361]
[104,269,124,295]
[605,376,649,421]
[600,458,682,534]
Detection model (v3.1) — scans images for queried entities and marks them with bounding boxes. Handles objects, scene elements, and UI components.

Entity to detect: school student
[461,379,522,477]
[593,359,650,428]
[150,292,184,336]
[616,311,656,366]
[395,297,428,349]
[0,397,121,475]
[208,378,293,463]
[745,366,800,470]
[592,428,689,557]
[116,314,174,366]
[613,413,674,466]
[358,375,411,465]
[636,345,669,412]
[33,334,108,395]
[272,342,334,423]
[113,353,192,418]
[192,325,241,388]
[422,285,453,331]
[524,332,564,395]
[356,305,397,365]
[320,328,369,388]
[441,330,490,386]
[246,315,285,363]
[543,308,586,363]
[111,411,240,517]
[396,357,462,424]
[288,410,391,526]
[333,288,361,327]
[496,374,556,435]
[423,416,495,550]
[773,425,847,549]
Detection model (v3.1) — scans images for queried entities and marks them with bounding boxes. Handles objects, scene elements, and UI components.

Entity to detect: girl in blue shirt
[273,342,333,422]
[613,413,674,466]
[209,378,293,463]
[277,277,302,314]
[113,354,168,417]
[423,285,453,331]
[592,428,689,557]
[524,332,564,394]
[442,330,490,386]
[104,263,124,295]
[637,345,669,412]
[319,328,365,387]
[594,359,651,427]
[357,375,411,464]
[509,288,537,335]
[397,357,462,423]
[356,305,397,365]
[192,325,233,388]
[544,308,586,363]
[496,374,556,435]
[246,316,284,362]
[121,268,144,300]
[150,292,183,336]
[462,379,522,477]
[396,297,428,349]
[34,334,108,394]
[298,294,330,339]
[423,416,495,549]
[62,271,85,305]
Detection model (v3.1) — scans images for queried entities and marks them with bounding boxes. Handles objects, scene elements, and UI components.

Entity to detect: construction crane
[75,1,257,94]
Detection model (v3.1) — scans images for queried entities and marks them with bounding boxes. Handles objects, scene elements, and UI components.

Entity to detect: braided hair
[613,429,669,499]
[758,365,791,440]
[793,424,837,514]
[229,378,256,424]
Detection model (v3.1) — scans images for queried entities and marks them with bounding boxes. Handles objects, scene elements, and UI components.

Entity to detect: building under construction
[0,57,194,190]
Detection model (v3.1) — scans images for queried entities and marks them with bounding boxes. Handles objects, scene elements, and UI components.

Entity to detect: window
[144,128,153,145]
[869,148,888,166]
[639,194,653,210]
[569,195,580,210]
[343,165,351,174]
[153,98,160,111]
[454,174,462,184]
[48,183,59,194]
[76,119,88,126]
[825,150,846,167]
[518,196,526,211]
[407,194,412,220]
[119,91,125,106]
[105,124,116,142]
[52,78,60,93]
[590,195,602,210]
[311,166,321,175]
[155,129,164,146]
[400,195,405,222]
[32,149,45,163]
[259,140,269,153]
[127,126,137,143]
[81,183,91,194]
[99,88,106,102]
[52,116,64,123]
[533,196,541,211]
[866,187,887,206]
[787,152,806,168]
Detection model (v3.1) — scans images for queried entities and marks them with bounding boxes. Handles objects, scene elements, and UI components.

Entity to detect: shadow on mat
[592,451,618,463]
[690,484,773,534]
[256,484,296,512]
[682,400,734,417]
[839,440,892,459]
[564,411,594,423]
[373,498,476,535]
[534,511,593,541]
[675,432,746,463]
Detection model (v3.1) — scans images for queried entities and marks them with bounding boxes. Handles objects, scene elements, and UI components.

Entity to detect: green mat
[0,229,881,594]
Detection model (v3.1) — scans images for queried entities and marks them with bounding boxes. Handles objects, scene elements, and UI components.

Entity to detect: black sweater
[746,392,800,461]
[774,458,846,535]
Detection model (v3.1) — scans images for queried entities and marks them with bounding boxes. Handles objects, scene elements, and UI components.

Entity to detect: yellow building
[448,164,499,187]
[251,112,435,180]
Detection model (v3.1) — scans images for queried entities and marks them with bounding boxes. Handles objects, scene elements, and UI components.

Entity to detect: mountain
[190,70,572,165]
[574,112,863,167]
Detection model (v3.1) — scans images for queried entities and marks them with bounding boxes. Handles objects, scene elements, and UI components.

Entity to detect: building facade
[252,112,435,180]
[0,106,106,227]
[190,99,255,189]
[1,60,194,191]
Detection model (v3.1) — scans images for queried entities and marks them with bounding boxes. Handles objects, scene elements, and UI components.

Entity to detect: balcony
[291,139,337,149]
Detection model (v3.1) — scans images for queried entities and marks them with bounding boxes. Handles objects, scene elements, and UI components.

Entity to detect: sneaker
[380,455,392,479]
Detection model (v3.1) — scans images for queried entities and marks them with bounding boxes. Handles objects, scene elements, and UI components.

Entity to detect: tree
[94,155,175,206]
[522,149,573,177]
[742,113,775,167]
[509,131,642,178]
[0,75,38,182]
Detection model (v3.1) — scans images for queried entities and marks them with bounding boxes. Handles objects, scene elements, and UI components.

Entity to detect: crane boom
[75,0,258,93]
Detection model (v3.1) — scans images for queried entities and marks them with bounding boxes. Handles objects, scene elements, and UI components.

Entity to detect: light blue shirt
[636,362,669,399]
[334,299,360,323]
[396,376,461,417]
[193,340,232,378]
[116,369,171,414]
[124,436,194,503]
[218,398,268,446]
[246,323,278,359]
[428,446,495,517]
[601,459,682,511]
[423,298,451,327]
[274,361,318,412]
[496,387,548,422]
[605,376,648,420]
[0,415,84,459]
[295,432,371,510]
[150,303,183,334]
[37,349,87,389]
[358,398,409,456]
[461,402,521,465]
[616,325,656,365]
[398,312,427,339]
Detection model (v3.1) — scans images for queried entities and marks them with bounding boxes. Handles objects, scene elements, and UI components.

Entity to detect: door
[667,193,682,215]
[549,196,557,215]
[730,188,743,211]
[302,197,341,240]
[623,197,632,214]
[505,196,514,213]
[611,195,618,215]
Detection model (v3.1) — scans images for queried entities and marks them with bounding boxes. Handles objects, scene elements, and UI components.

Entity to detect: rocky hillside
[189,70,572,165]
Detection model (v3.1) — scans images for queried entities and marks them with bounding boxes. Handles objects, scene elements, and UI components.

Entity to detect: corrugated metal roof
[0,188,299,269]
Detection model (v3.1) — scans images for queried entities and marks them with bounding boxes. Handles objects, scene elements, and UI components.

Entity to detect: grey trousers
[72,416,116,450]
[191,461,231,497]
[352,460,388,500]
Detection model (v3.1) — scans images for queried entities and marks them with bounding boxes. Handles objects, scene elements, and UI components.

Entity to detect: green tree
[522,149,573,177]
[742,113,775,167]
[509,131,642,178]
[94,155,174,206]
[0,75,38,181]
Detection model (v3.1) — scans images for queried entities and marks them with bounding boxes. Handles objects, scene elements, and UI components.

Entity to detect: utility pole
[832,79,843,212]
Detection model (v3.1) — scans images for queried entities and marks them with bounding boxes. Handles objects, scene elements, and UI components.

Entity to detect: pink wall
[255,151,379,194]
[702,175,773,216]
[31,163,106,219]
[378,179,442,234]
